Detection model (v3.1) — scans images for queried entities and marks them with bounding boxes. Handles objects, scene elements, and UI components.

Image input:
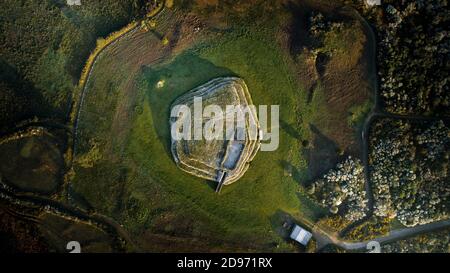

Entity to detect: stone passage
[170,77,261,190]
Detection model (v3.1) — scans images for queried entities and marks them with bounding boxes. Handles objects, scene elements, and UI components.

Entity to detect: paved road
[313,219,450,251]
[339,219,450,251]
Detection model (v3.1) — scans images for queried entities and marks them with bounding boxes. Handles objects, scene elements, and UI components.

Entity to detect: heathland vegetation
[370,119,449,227]
[375,0,449,116]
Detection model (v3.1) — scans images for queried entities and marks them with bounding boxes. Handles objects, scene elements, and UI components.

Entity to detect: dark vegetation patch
[0,0,149,127]
[0,133,64,194]
[38,212,115,253]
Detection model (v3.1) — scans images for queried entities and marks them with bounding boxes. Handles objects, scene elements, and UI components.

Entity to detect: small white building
[290,225,312,246]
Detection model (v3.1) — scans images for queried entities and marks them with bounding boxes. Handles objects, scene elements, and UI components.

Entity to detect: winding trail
[312,218,450,251]
[0,186,134,251]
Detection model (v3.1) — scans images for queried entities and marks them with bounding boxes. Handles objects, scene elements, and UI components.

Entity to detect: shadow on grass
[205,180,218,192]
[141,52,236,160]
[302,123,341,185]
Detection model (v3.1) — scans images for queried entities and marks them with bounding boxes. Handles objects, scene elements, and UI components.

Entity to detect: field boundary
[68,1,167,161]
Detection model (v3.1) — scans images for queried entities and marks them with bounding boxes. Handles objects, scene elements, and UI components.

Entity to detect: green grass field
[70,5,374,251]
[127,27,329,250]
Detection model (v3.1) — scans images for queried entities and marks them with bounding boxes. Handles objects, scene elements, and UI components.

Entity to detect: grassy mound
[71,2,374,251]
